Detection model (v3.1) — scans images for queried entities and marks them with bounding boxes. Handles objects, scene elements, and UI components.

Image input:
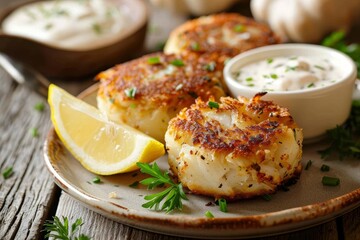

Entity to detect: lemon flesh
[48,84,165,175]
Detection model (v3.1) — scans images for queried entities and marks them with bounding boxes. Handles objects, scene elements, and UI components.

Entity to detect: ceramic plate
[43,84,360,239]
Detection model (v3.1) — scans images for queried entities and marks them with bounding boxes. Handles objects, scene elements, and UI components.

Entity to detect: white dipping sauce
[232,56,343,91]
[2,0,132,50]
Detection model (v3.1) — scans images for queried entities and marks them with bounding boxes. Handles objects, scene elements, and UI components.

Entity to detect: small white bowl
[223,44,357,140]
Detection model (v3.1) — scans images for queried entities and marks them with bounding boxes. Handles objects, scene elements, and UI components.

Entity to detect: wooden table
[1,1,359,239]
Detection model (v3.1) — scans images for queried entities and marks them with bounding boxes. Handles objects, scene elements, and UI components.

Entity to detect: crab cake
[96,52,226,142]
[165,93,303,200]
[164,13,281,57]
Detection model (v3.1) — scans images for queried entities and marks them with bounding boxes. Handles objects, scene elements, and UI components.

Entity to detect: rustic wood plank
[343,206,360,240]
[0,71,60,240]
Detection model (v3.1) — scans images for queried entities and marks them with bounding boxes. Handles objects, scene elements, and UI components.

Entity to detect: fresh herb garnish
[233,24,245,32]
[191,42,200,51]
[129,181,139,188]
[245,77,253,82]
[322,31,360,78]
[320,164,330,172]
[2,166,13,179]
[318,100,360,160]
[43,216,91,240]
[218,198,227,213]
[267,58,273,64]
[208,101,219,109]
[270,74,278,79]
[34,102,45,111]
[137,162,188,213]
[31,127,39,137]
[322,176,340,186]
[147,56,161,65]
[92,23,102,35]
[92,176,101,184]
[124,87,137,98]
[170,59,184,67]
[307,83,315,88]
[205,211,214,218]
[305,160,312,170]
[204,62,216,72]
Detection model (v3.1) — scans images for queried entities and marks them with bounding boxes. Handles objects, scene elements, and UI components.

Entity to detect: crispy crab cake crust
[165,93,303,200]
[96,52,226,142]
[165,13,281,57]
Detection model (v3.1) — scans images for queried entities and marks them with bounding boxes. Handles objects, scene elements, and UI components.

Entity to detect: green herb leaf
[2,166,13,179]
[245,77,253,82]
[92,23,102,35]
[270,74,278,79]
[322,176,340,186]
[43,216,91,240]
[204,211,214,218]
[147,56,161,65]
[34,102,45,111]
[137,162,188,213]
[170,59,184,67]
[124,87,137,98]
[320,164,330,172]
[129,181,139,188]
[307,83,315,88]
[191,42,200,51]
[218,198,227,213]
[233,24,245,32]
[204,62,216,72]
[30,127,39,137]
[92,176,101,184]
[305,160,312,170]
[208,101,219,109]
[267,58,273,64]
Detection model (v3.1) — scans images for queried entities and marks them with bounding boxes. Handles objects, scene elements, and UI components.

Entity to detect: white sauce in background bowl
[233,56,343,92]
[1,0,133,51]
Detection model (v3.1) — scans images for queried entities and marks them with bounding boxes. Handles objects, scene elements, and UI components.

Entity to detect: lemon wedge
[48,84,165,175]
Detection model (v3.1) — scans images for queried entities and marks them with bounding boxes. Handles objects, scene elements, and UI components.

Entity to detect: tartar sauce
[232,56,343,91]
[2,0,132,50]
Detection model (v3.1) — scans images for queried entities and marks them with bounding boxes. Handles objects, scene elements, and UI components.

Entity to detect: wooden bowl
[0,0,148,78]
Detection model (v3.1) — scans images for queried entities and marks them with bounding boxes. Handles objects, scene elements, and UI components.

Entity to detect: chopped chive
[218,198,227,213]
[34,102,45,111]
[305,160,312,170]
[322,176,340,186]
[175,83,183,91]
[245,77,253,82]
[2,166,13,179]
[307,83,315,88]
[285,66,296,72]
[208,101,219,109]
[314,65,325,70]
[191,42,200,51]
[204,62,216,72]
[320,164,330,172]
[270,74,278,79]
[147,56,161,65]
[92,23,102,35]
[233,24,245,32]
[124,87,137,98]
[129,181,139,188]
[170,59,184,67]
[247,83,255,87]
[205,211,214,218]
[30,128,39,137]
[92,176,101,184]
[261,194,272,201]
[267,58,273,64]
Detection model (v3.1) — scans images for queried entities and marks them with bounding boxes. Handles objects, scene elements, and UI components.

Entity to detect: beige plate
[43,84,360,239]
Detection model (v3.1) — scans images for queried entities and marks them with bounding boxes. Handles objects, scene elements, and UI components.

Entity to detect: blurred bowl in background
[0,0,148,78]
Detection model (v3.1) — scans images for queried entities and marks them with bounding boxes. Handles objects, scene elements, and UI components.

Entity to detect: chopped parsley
[92,176,101,184]
[147,56,161,65]
[233,24,245,32]
[270,74,278,79]
[267,58,273,64]
[245,77,253,82]
[208,101,219,109]
[307,83,315,88]
[170,59,184,67]
[124,87,137,98]
[2,166,13,179]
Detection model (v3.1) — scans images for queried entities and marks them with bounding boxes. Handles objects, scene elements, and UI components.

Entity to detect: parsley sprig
[322,31,360,78]
[137,162,188,213]
[318,100,360,159]
[43,216,91,240]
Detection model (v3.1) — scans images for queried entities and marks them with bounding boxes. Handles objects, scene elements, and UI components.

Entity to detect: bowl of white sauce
[0,0,148,78]
[223,44,357,140]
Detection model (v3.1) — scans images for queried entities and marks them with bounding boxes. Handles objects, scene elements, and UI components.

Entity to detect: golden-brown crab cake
[96,52,226,142]
[165,93,303,200]
[164,13,281,57]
